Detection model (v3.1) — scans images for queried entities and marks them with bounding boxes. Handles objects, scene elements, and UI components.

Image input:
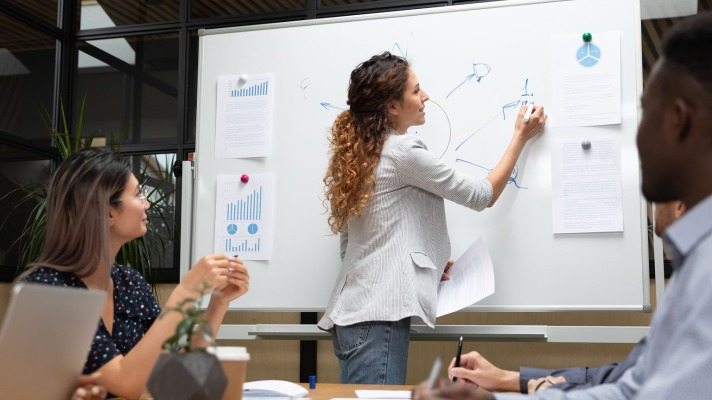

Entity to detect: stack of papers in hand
[243,380,308,399]
[436,237,495,317]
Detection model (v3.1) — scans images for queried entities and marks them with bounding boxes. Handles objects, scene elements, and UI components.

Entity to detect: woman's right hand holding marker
[178,254,236,297]
[485,103,547,207]
[515,103,547,143]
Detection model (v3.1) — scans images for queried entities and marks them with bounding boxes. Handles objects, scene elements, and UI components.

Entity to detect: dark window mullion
[56,0,78,135]
[0,2,62,37]
[75,21,183,41]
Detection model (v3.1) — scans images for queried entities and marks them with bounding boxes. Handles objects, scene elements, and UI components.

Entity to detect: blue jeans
[330,318,411,384]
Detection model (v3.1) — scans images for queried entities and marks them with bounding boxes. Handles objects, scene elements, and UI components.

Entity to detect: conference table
[137,383,414,399]
[297,383,414,399]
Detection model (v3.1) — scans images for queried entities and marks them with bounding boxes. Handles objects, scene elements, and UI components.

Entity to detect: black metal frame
[0,0,497,282]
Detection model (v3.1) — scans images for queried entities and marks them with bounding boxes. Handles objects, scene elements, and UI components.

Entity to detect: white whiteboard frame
[188,0,651,313]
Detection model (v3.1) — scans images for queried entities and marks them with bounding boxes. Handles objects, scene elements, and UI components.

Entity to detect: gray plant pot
[148,352,227,400]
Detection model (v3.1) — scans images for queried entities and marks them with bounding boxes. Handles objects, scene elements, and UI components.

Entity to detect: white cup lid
[208,346,251,361]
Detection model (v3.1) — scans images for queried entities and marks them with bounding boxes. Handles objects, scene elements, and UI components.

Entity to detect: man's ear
[675,201,686,218]
[670,98,692,143]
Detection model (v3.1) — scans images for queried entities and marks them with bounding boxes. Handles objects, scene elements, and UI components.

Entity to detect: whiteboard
[192,0,649,311]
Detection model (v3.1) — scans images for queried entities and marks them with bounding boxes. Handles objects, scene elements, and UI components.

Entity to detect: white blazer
[318,132,493,330]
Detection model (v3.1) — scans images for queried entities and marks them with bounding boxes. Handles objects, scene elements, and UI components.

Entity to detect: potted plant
[147,283,227,400]
[0,95,175,283]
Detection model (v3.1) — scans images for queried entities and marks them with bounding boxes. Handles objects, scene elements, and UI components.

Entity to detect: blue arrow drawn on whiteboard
[446,73,478,99]
[320,102,346,111]
[446,63,492,99]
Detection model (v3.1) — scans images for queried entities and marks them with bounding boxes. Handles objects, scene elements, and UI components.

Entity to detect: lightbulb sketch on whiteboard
[446,62,492,99]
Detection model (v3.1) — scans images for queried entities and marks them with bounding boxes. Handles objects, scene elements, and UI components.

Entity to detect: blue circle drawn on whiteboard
[247,223,259,234]
[412,99,451,159]
[226,223,238,235]
[576,43,601,67]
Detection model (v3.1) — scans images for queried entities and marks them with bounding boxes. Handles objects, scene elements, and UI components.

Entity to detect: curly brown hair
[324,52,410,233]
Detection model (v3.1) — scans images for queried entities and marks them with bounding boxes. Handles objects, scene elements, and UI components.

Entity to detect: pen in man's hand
[427,356,443,391]
[451,336,464,383]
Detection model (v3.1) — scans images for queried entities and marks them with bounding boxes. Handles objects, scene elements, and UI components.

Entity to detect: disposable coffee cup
[212,346,250,400]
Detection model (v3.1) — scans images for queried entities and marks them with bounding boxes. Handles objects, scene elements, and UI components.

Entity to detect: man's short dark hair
[662,11,712,93]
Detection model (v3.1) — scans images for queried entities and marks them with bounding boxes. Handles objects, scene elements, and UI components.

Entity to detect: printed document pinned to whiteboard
[551,31,621,127]
[551,137,623,234]
[215,73,275,158]
[437,238,495,317]
[214,174,274,260]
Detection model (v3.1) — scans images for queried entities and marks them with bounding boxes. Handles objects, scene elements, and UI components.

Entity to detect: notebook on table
[0,282,106,400]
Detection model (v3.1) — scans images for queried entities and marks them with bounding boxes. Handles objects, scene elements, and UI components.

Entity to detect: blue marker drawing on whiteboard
[520,78,535,99]
[455,79,534,150]
[454,110,504,151]
[446,62,492,99]
[320,102,346,111]
[455,158,527,189]
[455,99,522,151]
[391,33,413,58]
[300,77,310,100]
[392,42,408,58]
[501,100,522,119]
[412,99,452,159]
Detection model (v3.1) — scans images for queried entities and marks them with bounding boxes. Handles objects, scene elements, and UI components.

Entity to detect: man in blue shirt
[415,10,712,400]
[442,202,683,395]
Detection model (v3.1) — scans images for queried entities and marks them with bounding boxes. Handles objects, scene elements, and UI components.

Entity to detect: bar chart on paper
[229,80,269,97]
[214,173,275,260]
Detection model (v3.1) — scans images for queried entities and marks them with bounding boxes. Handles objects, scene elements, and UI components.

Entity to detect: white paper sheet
[551,32,621,127]
[355,390,411,399]
[215,73,275,158]
[243,379,308,399]
[214,174,275,260]
[551,137,623,234]
[436,238,495,317]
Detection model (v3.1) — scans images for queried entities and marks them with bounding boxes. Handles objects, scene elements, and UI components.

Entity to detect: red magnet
[240,174,249,183]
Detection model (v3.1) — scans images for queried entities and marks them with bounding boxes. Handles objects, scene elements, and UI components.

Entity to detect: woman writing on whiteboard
[318,51,546,384]
[18,148,250,399]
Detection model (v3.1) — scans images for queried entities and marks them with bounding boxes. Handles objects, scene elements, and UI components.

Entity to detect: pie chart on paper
[577,42,601,67]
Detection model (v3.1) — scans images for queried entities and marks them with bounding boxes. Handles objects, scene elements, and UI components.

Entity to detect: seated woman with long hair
[19,148,249,399]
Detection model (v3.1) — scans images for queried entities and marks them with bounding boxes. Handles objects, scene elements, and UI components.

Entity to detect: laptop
[0,282,106,400]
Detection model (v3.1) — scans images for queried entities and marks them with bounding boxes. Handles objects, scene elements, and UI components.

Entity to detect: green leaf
[7,95,176,295]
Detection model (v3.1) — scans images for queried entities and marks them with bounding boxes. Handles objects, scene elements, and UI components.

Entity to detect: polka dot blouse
[26,264,161,374]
